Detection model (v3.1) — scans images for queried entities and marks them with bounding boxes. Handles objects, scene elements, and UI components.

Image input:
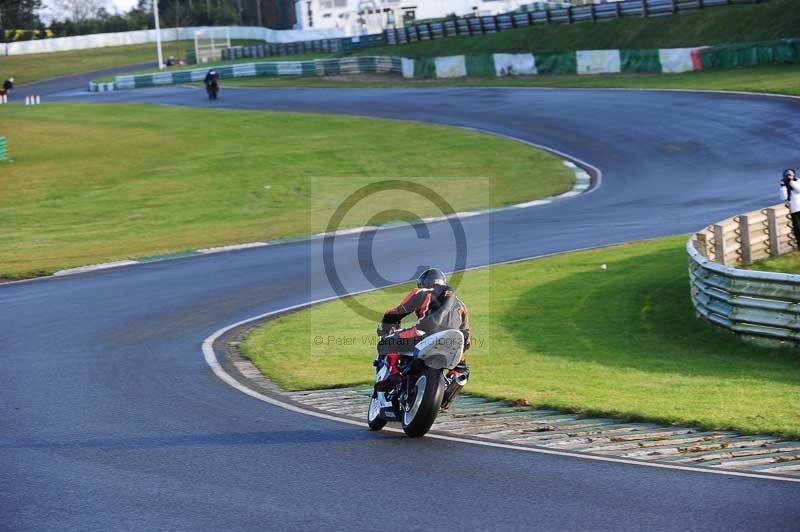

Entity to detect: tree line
[0,0,296,41]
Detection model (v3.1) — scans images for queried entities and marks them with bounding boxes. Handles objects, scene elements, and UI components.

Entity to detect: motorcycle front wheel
[401,367,445,437]
[367,395,387,431]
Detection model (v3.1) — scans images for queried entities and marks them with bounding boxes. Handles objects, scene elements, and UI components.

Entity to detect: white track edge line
[224,82,800,102]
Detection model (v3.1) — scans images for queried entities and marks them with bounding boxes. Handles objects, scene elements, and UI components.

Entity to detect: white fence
[2,26,346,56]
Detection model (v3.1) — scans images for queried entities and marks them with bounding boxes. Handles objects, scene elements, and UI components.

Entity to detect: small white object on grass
[600,264,607,270]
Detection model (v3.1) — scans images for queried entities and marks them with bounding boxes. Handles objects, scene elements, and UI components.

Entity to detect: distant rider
[2,77,14,95]
[204,69,219,98]
[204,69,219,86]
[375,268,471,409]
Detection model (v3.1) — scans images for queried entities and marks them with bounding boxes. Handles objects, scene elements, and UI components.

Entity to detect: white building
[294,0,571,35]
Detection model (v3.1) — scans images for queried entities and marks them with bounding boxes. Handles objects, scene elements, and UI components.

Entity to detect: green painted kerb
[0,137,7,162]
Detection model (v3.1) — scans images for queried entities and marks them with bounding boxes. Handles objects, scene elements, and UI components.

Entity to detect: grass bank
[363,0,799,58]
[242,235,800,438]
[0,104,572,279]
[224,62,800,97]
[749,251,800,275]
[0,39,261,85]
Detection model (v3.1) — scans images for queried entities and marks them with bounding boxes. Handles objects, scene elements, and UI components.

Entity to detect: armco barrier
[688,202,800,346]
[386,0,771,46]
[97,56,403,91]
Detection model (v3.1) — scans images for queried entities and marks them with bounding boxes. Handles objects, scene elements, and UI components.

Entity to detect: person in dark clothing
[203,70,219,85]
[203,70,219,99]
[781,168,800,248]
[2,77,14,93]
[375,268,471,408]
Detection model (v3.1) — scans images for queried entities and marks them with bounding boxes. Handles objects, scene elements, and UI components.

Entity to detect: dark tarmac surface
[1,81,798,531]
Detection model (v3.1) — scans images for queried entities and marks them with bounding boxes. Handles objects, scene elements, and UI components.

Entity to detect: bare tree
[50,0,108,22]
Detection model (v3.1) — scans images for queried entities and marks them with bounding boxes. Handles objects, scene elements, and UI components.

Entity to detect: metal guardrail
[688,202,800,346]
[386,0,769,46]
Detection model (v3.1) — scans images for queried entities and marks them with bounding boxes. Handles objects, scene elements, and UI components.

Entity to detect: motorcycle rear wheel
[401,367,445,438]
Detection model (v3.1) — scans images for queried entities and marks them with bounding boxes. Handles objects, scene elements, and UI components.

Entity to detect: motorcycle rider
[204,69,219,98]
[375,268,471,410]
[2,77,14,96]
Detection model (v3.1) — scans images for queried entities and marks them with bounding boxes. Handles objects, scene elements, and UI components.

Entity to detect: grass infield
[242,235,800,438]
[0,40,263,85]
[0,104,572,279]
[749,251,800,275]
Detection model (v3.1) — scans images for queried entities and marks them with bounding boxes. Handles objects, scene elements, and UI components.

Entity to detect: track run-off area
[2,79,799,531]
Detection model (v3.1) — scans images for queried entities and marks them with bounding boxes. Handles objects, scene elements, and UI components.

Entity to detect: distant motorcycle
[205,79,219,100]
[204,70,220,100]
[368,329,467,437]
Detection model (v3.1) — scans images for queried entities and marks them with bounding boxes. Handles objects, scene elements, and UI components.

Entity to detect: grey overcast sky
[40,0,139,22]
[112,0,139,11]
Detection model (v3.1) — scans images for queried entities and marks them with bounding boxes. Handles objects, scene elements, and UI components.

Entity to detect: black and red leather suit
[378,283,471,362]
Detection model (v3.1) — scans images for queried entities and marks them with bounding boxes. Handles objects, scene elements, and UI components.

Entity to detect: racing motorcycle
[368,329,468,437]
[205,77,219,100]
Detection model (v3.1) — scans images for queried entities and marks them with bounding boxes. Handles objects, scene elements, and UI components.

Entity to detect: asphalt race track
[1,79,799,531]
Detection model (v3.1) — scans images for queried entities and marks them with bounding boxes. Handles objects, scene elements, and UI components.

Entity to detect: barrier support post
[694,233,709,258]
[739,214,752,264]
[714,224,727,265]
[767,208,781,256]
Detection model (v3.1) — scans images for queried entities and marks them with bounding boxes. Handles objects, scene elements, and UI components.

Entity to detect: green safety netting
[620,49,662,73]
[465,54,497,77]
[317,59,340,76]
[534,52,577,75]
[255,63,280,75]
[301,61,317,75]
[702,38,800,69]
[171,71,194,83]
[414,57,438,78]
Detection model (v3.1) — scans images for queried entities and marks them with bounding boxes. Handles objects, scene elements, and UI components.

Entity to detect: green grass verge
[224,62,800,97]
[0,39,261,85]
[364,0,799,58]
[0,103,572,279]
[242,235,800,438]
[749,251,800,274]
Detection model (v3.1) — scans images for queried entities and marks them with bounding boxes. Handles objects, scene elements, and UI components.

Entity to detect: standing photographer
[781,169,800,249]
